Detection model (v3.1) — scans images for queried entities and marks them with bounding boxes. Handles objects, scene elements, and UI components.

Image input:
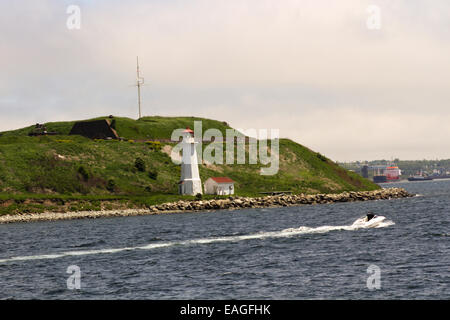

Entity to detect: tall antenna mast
[136,56,144,119]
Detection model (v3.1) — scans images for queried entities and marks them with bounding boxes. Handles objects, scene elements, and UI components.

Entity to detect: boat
[372,165,401,183]
[385,166,401,182]
[430,174,450,180]
[373,175,387,183]
[407,175,434,182]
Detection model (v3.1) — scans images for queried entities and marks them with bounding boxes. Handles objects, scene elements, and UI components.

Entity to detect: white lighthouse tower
[179,128,202,195]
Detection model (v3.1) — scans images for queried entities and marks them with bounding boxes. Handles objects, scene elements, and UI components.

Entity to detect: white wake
[0,216,394,263]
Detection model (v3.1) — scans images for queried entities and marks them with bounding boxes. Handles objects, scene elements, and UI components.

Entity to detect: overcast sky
[1,0,449,161]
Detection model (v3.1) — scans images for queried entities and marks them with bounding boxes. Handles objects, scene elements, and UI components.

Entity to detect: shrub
[195,193,203,200]
[316,153,327,162]
[148,170,158,180]
[77,166,89,181]
[134,158,146,172]
[106,179,116,192]
[145,141,161,151]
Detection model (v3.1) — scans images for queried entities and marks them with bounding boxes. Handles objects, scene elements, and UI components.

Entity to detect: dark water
[0,180,448,299]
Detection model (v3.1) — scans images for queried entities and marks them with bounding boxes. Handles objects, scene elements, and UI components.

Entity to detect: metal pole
[136,56,142,119]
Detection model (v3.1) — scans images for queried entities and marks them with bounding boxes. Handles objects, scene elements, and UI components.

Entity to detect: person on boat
[366,212,376,221]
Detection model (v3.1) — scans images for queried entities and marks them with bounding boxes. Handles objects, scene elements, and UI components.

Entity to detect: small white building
[204,177,235,195]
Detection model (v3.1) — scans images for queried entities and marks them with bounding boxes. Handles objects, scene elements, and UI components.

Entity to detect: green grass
[0,116,237,140]
[0,115,379,215]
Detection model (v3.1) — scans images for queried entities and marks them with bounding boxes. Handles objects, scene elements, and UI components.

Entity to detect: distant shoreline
[0,188,413,224]
[376,177,450,184]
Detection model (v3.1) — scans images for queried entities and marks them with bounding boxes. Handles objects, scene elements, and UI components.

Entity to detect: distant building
[204,177,235,195]
[179,128,203,195]
[69,119,119,140]
[361,165,369,178]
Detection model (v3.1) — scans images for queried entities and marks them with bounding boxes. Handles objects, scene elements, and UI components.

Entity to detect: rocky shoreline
[0,188,413,224]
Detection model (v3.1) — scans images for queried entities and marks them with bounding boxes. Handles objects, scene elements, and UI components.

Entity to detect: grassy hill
[0,116,379,214]
[0,116,235,140]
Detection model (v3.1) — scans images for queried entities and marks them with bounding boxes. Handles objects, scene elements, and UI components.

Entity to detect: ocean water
[0,180,448,299]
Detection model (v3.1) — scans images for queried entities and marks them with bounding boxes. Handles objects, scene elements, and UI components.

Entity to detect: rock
[0,188,414,224]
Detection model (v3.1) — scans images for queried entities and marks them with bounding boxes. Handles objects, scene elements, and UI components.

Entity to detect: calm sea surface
[0,180,448,299]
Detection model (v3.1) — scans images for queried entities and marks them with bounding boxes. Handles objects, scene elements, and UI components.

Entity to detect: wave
[0,216,394,263]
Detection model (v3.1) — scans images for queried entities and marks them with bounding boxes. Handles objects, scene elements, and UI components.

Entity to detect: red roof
[210,177,234,183]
